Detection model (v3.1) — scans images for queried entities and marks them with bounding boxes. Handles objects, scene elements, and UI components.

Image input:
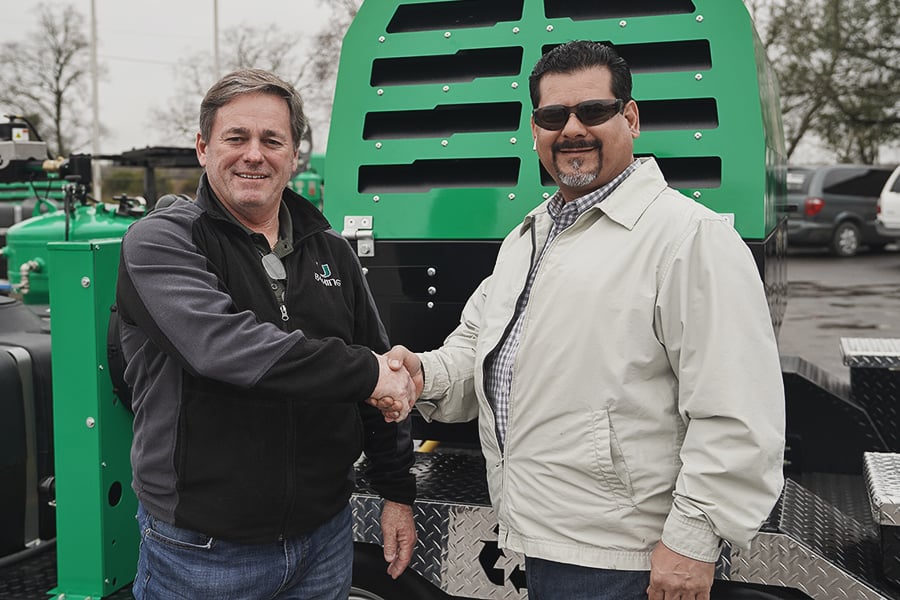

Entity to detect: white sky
[0,0,329,154]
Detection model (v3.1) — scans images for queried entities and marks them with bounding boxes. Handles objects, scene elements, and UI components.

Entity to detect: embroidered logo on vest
[314,263,341,287]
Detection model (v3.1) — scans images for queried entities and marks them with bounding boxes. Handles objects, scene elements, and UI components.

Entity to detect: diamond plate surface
[850,367,900,452]
[354,452,525,598]
[864,453,900,587]
[864,453,900,526]
[355,454,900,599]
[841,338,900,369]
[727,478,899,599]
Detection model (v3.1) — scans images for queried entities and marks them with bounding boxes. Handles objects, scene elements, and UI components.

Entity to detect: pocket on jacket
[590,409,635,507]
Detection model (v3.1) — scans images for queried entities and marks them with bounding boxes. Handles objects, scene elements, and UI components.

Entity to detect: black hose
[0,538,56,569]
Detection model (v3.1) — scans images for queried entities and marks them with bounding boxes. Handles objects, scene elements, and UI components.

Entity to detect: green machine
[325,0,787,351]
[3,196,143,305]
[0,115,145,305]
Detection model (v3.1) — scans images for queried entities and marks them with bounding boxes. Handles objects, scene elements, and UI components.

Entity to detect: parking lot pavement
[778,244,900,382]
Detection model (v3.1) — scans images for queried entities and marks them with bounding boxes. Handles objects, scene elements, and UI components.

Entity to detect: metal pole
[213,0,221,77]
[90,0,102,201]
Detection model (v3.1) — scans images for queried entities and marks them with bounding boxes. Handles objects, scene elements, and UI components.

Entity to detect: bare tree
[151,0,362,154]
[750,0,900,163]
[0,3,93,157]
[150,24,307,146]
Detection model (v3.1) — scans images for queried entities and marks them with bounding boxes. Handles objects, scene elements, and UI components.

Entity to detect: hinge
[342,215,374,257]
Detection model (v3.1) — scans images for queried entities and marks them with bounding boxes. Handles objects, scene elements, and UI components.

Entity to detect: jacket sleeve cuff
[420,352,448,399]
[369,475,417,506]
[661,511,723,563]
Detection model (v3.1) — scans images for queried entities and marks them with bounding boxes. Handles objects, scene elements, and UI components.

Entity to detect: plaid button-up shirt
[484,160,640,446]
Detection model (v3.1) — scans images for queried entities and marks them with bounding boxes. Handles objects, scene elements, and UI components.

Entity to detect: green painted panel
[325,0,785,241]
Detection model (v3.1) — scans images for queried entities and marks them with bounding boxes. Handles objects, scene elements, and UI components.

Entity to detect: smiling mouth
[236,173,267,180]
[555,144,600,154]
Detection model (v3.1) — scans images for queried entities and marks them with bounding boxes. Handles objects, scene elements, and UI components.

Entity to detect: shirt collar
[203,177,295,257]
[546,159,641,226]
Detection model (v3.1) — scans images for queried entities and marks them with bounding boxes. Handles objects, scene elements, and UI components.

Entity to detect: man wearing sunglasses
[378,41,784,600]
[116,69,418,599]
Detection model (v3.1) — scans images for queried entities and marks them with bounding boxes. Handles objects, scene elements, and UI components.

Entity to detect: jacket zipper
[483,220,540,454]
[278,280,289,324]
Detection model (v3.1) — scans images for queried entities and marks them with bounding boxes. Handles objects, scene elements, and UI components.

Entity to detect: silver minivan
[875,164,900,239]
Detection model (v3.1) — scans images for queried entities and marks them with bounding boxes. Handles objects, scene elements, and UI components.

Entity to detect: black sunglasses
[532,98,625,131]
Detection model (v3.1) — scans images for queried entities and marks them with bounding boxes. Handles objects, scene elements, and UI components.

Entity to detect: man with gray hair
[117,68,418,599]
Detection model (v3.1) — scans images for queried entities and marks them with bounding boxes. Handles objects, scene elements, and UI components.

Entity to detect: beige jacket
[417,158,785,570]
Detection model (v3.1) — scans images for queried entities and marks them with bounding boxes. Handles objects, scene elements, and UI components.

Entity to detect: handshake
[368,345,423,422]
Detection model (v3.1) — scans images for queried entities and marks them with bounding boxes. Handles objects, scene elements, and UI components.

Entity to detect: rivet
[619,20,627,27]
[546,25,554,32]
[442,85,450,92]
[696,15,704,23]
[375,142,382,149]
[444,31,451,38]
[81,277,91,288]
[441,139,449,147]
[362,267,369,275]
[86,417,96,428]
[512,27,520,34]
[427,302,434,309]
[427,286,437,296]
[510,137,517,144]
[98,364,104,370]
[377,88,384,95]
[694,132,703,140]
[378,35,386,42]
[693,191,702,199]
[511,82,519,89]
[542,192,550,199]
[508,193,516,200]
[427,267,437,277]
[695,73,703,81]
[373,195,380,203]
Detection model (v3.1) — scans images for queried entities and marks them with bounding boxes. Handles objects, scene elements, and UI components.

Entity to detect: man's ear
[196,132,208,167]
[624,100,641,138]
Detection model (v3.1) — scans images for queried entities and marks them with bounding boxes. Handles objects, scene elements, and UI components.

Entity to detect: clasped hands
[369,345,423,422]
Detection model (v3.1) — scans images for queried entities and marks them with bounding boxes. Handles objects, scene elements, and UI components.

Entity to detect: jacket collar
[520,157,669,234]
[195,173,331,242]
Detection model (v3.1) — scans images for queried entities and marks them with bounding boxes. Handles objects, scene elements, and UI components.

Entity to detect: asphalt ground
[778,244,900,382]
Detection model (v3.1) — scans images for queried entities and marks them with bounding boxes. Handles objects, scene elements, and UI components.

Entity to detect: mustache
[552,140,602,152]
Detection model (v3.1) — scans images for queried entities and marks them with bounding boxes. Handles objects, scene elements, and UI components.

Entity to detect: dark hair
[528,41,633,108]
[199,68,307,151]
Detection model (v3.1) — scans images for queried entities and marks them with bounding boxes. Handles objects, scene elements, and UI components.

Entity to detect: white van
[876,164,900,237]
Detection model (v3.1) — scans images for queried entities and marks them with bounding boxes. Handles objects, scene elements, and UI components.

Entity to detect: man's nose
[243,139,264,162]
[561,112,588,135]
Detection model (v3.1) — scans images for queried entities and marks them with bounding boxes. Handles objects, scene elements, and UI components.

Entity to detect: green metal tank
[3,202,140,305]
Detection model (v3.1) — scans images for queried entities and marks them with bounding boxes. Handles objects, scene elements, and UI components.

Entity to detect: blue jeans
[525,556,650,600]
[133,503,353,600]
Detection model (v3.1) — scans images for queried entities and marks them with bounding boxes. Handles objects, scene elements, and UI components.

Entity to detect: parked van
[875,164,900,239]
[786,164,895,256]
